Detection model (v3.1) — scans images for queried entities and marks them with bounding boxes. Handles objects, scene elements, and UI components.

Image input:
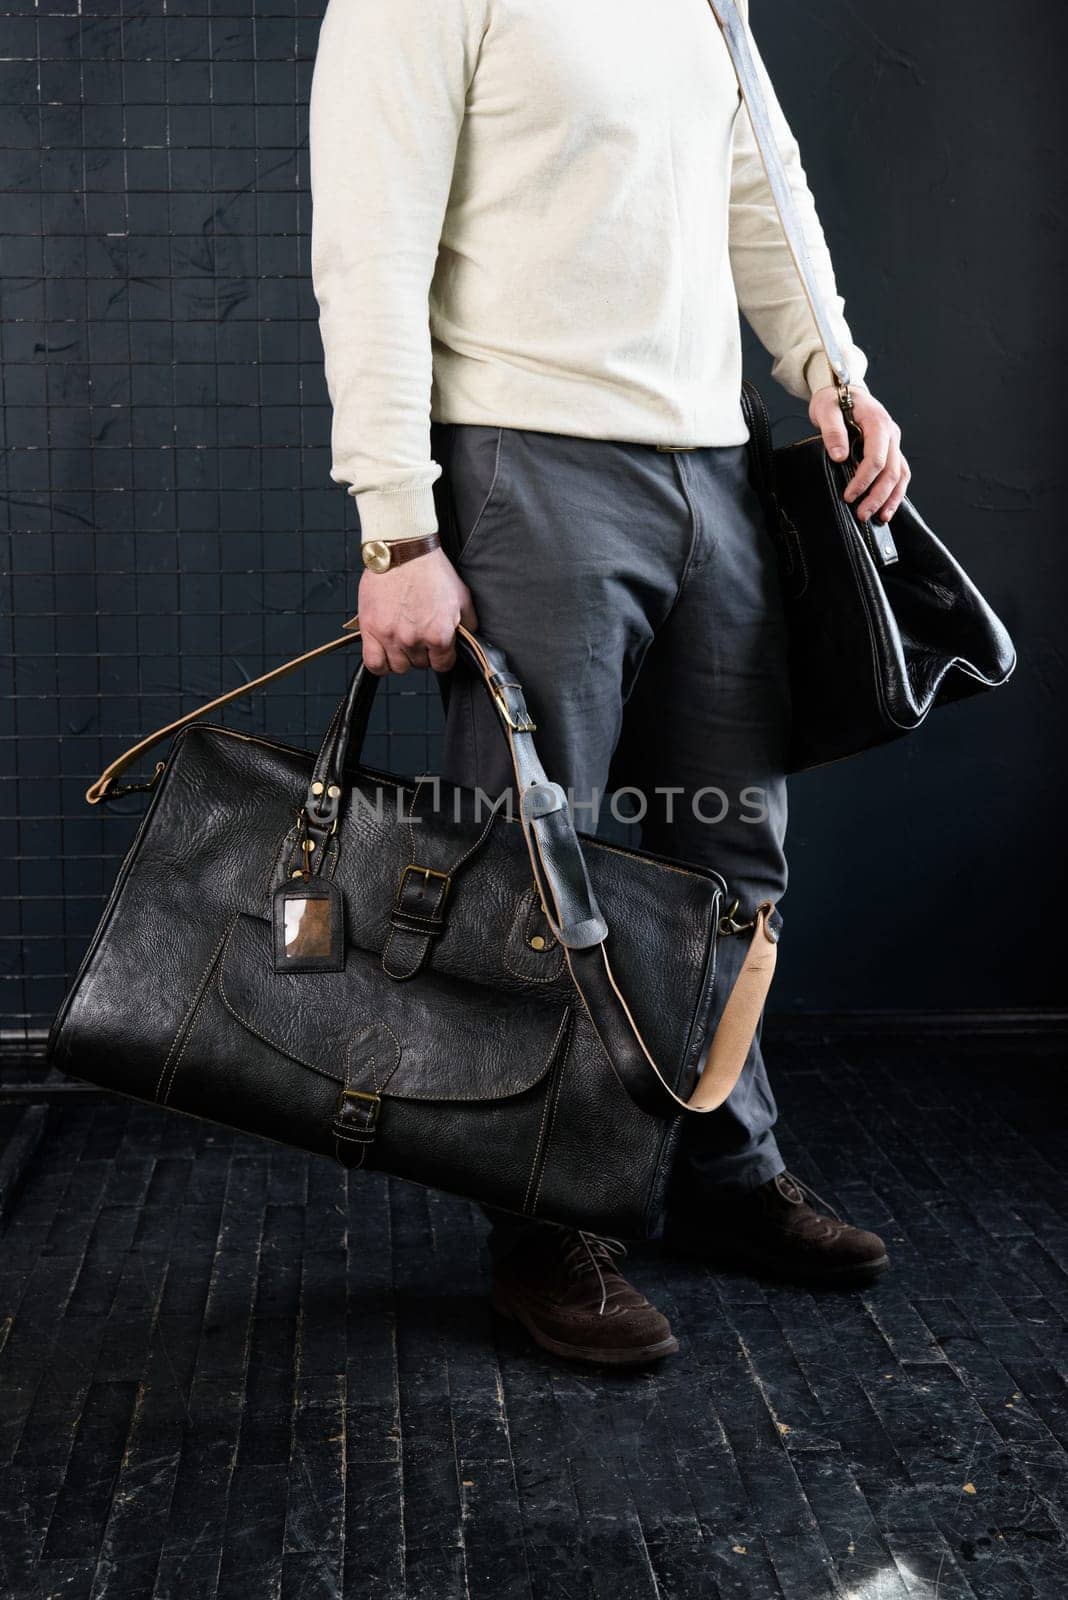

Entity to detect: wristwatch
[361,533,441,574]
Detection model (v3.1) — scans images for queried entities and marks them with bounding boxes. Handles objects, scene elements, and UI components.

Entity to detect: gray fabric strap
[707,0,853,389]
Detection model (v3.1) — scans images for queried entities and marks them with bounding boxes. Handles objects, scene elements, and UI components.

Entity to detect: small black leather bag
[47,625,780,1241]
[710,0,1016,770]
[740,378,1017,771]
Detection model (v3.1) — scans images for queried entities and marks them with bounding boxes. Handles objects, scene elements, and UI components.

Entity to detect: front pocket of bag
[159,911,573,1190]
[447,424,507,562]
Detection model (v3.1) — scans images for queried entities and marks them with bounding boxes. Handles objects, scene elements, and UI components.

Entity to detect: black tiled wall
[0,0,439,1043]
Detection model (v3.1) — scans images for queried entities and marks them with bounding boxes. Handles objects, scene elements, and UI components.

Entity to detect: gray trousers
[428,420,790,1243]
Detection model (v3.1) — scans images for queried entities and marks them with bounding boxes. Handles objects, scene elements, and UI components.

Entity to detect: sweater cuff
[354,483,440,544]
[804,349,869,397]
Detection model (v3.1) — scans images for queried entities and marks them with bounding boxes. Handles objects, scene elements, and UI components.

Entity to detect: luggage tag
[272,837,346,973]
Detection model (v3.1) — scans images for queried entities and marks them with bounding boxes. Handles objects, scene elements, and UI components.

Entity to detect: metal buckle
[340,1088,381,1122]
[490,686,537,733]
[397,863,451,903]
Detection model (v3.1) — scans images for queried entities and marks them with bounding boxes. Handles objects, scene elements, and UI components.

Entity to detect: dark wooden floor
[0,1032,1065,1599]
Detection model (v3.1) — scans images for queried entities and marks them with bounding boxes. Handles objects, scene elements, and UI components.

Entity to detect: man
[309,0,905,1364]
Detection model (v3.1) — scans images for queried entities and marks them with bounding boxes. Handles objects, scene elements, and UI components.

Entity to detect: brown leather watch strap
[362,534,441,572]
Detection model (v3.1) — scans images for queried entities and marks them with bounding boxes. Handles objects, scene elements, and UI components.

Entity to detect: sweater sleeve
[308,0,488,543]
[727,0,869,400]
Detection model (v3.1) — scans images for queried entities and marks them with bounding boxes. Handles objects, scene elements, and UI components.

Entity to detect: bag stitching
[157,922,233,1104]
[521,1015,566,1214]
[215,919,563,1102]
[502,888,564,984]
[531,1016,570,1215]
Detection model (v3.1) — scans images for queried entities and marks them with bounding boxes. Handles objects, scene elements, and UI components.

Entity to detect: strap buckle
[333,1088,381,1167]
[396,863,451,902]
[489,676,537,732]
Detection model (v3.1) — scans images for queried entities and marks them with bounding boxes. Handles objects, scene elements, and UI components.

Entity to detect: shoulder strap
[706,0,854,391]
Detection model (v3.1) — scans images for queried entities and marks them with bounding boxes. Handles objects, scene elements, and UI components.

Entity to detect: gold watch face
[362,540,392,574]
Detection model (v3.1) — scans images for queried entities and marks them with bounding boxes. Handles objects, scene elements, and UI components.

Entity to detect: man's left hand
[809,382,910,525]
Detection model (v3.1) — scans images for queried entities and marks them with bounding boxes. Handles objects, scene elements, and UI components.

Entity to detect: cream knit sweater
[308,0,869,544]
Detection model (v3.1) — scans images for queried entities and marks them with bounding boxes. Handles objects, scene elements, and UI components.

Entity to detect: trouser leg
[427,422,791,1249]
[610,442,790,1201]
[429,421,692,1254]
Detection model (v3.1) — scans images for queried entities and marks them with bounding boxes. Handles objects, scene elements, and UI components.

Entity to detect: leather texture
[740,380,1017,770]
[48,625,781,1240]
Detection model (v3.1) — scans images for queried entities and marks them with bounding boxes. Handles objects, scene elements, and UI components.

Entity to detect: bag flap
[217,912,569,1102]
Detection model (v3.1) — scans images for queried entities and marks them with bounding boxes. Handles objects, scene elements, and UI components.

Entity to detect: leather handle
[86,619,496,805]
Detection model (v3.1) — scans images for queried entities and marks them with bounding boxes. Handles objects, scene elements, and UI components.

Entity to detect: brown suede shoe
[662,1170,889,1287]
[490,1226,679,1366]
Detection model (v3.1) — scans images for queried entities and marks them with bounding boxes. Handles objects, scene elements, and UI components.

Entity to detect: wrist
[361,533,442,574]
[804,350,869,400]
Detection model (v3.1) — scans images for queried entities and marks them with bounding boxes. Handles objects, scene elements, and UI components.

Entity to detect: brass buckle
[340,1088,381,1121]
[397,863,451,902]
[490,686,537,733]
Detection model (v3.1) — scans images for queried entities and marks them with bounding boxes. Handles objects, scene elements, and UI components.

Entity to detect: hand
[809,382,911,525]
[356,545,478,675]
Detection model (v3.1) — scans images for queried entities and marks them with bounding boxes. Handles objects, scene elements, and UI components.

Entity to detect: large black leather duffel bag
[46,624,779,1240]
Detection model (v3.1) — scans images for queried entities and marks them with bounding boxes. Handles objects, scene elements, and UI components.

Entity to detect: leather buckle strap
[391,864,451,934]
[383,863,452,980]
[333,1088,381,1168]
[488,672,537,733]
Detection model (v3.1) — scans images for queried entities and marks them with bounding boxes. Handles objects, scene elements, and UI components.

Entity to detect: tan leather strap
[707,0,853,391]
[449,626,778,1114]
[85,629,366,804]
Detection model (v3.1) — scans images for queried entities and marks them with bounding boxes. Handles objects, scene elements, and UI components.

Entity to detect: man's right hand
[356,546,478,675]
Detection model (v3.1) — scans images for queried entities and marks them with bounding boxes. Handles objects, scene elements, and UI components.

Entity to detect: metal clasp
[490,685,537,733]
[718,897,755,936]
[719,898,779,943]
[340,1087,381,1121]
[397,863,451,903]
[100,760,166,802]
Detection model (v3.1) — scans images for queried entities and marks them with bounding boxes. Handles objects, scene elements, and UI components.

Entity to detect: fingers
[876,455,911,523]
[426,623,460,673]
[844,420,907,523]
[355,553,475,678]
[820,412,851,464]
[360,631,420,676]
[360,630,389,676]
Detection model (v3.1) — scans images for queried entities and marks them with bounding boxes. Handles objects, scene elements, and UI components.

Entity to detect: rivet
[291,868,303,878]
[311,780,324,796]
[529,935,546,951]
[327,783,341,799]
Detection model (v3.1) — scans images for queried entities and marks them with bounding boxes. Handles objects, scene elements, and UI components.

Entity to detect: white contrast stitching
[156,921,233,1103]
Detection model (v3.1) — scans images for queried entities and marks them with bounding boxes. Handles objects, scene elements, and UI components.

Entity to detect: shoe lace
[777,1169,843,1224]
[559,1228,629,1316]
